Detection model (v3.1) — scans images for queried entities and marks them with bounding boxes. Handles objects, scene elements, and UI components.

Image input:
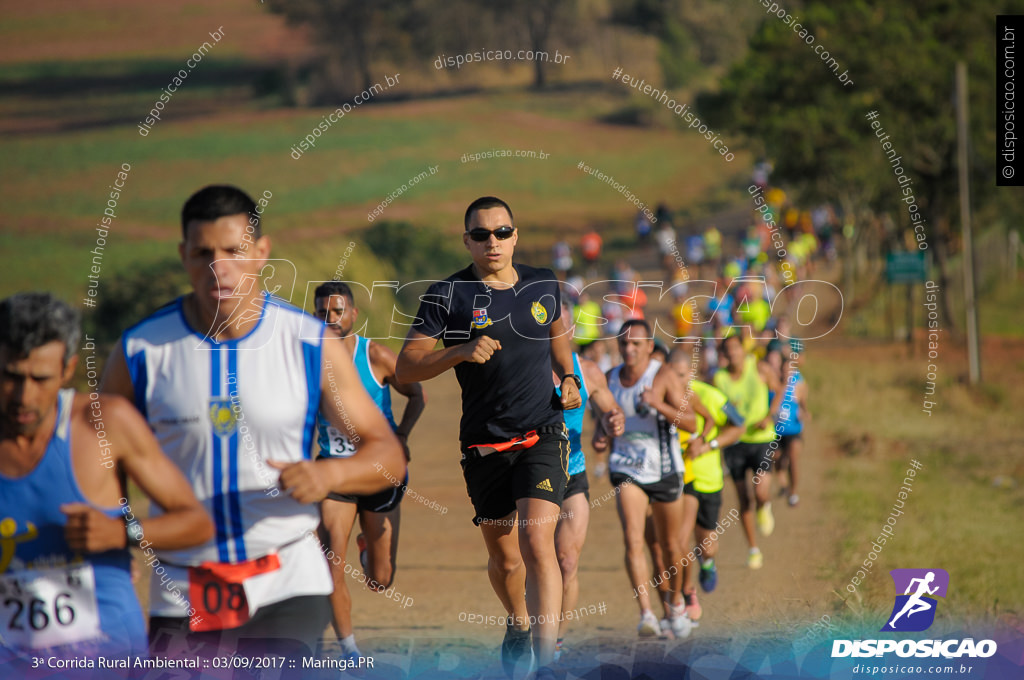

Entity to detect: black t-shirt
[412,263,565,445]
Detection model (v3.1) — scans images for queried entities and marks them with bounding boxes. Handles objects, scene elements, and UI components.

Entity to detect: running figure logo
[881,568,949,632]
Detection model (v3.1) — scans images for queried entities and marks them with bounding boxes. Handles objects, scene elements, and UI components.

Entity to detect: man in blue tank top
[551,345,623,661]
[0,293,212,666]
[312,281,425,664]
[770,341,809,507]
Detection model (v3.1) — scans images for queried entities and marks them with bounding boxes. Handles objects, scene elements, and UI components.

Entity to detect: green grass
[0,89,748,301]
[0,57,251,85]
[0,233,175,301]
[979,275,1024,337]
[812,349,1024,628]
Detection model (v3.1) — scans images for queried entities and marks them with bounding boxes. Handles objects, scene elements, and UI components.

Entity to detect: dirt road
[336,367,841,678]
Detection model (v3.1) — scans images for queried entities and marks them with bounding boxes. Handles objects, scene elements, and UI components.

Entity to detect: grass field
[811,338,1024,632]
[0,89,753,302]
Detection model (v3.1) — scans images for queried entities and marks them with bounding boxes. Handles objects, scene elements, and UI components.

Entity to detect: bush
[85,257,189,356]
[362,221,465,309]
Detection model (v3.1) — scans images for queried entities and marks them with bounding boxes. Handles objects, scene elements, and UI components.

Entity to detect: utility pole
[956,61,981,384]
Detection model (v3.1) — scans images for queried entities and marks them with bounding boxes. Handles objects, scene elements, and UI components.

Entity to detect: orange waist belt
[468,430,540,455]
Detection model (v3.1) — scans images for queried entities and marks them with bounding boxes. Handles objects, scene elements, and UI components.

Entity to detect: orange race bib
[188,553,280,632]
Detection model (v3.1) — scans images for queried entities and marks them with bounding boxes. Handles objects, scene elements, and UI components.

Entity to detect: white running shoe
[668,602,694,639]
[638,610,660,637]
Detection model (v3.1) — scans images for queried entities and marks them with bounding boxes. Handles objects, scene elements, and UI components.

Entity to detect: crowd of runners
[551,185,823,648]
[0,179,829,679]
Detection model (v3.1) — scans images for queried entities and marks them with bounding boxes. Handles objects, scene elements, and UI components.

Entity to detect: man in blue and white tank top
[312,281,425,663]
[100,186,405,662]
[601,319,699,640]
[0,293,212,666]
[550,348,623,661]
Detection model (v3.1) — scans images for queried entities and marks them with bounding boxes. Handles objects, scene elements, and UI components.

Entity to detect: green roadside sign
[886,251,927,283]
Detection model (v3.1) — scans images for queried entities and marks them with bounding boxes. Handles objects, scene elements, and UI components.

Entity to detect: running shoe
[747,547,764,570]
[684,591,702,621]
[668,602,693,639]
[638,610,660,637]
[356,533,369,571]
[788,493,800,507]
[553,639,564,663]
[757,502,775,536]
[534,667,557,680]
[699,557,718,592]
[501,621,533,679]
[659,618,675,640]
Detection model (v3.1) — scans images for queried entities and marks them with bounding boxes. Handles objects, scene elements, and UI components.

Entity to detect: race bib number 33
[0,564,102,650]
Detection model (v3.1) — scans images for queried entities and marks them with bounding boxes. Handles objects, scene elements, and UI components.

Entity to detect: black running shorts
[563,470,590,501]
[461,428,570,526]
[609,471,682,503]
[683,482,723,531]
[328,471,408,513]
[724,441,774,482]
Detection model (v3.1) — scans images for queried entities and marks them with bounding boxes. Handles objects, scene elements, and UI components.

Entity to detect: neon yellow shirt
[713,356,774,443]
[680,381,729,493]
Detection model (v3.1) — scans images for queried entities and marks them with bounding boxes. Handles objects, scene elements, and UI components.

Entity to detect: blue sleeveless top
[317,335,398,458]
[775,371,803,435]
[556,354,590,476]
[0,389,146,655]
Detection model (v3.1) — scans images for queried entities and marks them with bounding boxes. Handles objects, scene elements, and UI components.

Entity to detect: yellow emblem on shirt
[209,399,238,437]
[531,302,548,324]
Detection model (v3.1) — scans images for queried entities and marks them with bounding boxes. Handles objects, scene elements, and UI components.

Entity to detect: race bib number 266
[0,564,102,649]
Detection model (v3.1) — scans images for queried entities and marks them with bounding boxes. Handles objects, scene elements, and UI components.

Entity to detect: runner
[668,345,744,619]
[599,319,696,639]
[0,293,212,663]
[396,196,581,678]
[550,344,623,661]
[100,185,405,663]
[713,333,781,569]
[771,341,808,507]
[580,229,603,278]
[312,281,426,664]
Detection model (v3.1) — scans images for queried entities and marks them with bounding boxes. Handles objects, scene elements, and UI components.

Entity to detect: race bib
[326,424,357,457]
[188,553,281,632]
[0,564,102,650]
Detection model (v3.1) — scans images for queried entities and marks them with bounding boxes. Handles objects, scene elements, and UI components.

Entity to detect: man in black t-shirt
[397,196,581,677]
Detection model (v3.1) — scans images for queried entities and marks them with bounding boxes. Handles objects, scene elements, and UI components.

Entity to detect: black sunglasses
[467,226,515,242]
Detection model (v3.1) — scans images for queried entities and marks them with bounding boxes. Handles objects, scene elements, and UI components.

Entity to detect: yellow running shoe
[757,502,775,536]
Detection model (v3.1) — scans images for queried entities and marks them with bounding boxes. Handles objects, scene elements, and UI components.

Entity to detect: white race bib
[0,564,102,650]
[326,424,357,458]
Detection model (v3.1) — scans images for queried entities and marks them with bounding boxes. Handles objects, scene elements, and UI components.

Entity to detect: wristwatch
[125,520,145,548]
[561,373,582,390]
[709,438,720,450]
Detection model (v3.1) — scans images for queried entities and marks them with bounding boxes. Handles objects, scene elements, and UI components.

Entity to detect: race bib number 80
[0,564,102,650]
